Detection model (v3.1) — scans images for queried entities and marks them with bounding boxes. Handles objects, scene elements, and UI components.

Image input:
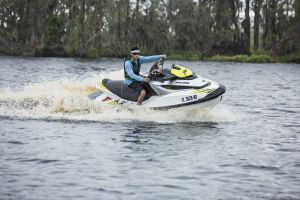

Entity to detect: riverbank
[1,48,299,63]
[168,52,300,63]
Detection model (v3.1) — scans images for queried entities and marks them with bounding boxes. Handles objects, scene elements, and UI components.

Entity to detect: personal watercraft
[89,61,226,110]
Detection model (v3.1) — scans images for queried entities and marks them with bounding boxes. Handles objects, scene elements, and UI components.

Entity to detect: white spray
[0,70,238,123]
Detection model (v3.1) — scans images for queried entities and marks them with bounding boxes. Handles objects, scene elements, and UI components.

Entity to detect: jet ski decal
[191,88,215,94]
[103,99,126,107]
[181,95,198,103]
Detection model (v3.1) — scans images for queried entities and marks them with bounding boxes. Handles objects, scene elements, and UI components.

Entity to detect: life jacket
[124,58,141,81]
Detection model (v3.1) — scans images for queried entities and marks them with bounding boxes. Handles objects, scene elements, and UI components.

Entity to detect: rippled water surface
[0,56,299,200]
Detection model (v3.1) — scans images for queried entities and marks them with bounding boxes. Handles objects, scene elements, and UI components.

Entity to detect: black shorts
[128,81,150,95]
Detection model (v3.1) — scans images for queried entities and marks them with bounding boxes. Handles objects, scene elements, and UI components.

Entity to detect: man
[124,47,167,105]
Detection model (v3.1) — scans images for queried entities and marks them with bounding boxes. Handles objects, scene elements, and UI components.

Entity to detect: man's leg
[142,82,153,98]
[137,89,146,105]
[129,82,145,105]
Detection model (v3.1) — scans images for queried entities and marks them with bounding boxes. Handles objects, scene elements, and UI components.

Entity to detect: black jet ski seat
[102,79,139,102]
[102,78,157,102]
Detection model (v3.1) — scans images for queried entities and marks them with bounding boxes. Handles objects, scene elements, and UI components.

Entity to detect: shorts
[128,81,150,95]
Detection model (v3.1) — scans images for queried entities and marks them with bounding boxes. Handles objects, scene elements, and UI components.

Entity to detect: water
[0,56,299,200]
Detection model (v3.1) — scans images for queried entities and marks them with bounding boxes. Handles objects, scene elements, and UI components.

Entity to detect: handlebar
[158,57,165,68]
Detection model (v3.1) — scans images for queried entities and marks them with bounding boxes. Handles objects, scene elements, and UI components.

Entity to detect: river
[0,56,299,200]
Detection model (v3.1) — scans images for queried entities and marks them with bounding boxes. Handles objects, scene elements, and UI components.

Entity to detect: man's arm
[139,55,163,64]
[125,61,144,82]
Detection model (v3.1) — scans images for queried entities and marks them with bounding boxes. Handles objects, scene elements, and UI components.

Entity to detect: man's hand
[143,77,150,83]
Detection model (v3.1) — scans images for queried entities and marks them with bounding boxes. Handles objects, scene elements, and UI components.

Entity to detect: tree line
[0,0,299,59]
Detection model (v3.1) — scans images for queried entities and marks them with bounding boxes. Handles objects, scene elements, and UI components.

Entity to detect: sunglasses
[132,53,140,55]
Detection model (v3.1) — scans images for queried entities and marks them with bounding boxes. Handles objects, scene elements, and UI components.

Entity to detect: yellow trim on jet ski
[171,65,193,78]
[191,88,215,94]
[107,100,119,106]
[99,80,111,93]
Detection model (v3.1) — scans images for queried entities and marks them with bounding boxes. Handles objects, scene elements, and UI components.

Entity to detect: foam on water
[0,70,238,123]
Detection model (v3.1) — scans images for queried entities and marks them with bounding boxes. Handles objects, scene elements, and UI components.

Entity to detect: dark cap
[131,47,140,52]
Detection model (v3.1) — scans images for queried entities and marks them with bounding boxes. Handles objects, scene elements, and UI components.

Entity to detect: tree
[295,0,300,20]
[253,0,263,50]
[243,0,251,53]
[0,0,298,58]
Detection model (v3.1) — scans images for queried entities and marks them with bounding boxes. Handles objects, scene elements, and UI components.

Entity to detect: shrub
[209,54,275,63]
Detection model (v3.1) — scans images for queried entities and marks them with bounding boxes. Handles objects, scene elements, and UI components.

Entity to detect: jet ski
[89,60,225,110]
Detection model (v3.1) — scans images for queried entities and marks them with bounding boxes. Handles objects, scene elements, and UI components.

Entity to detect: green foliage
[86,48,113,59]
[22,51,34,57]
[295,0,300,20]
[247,55,275,63]
[87,48,103,59]
[0,0,299,62]
[209,54,275,63]
[168,52,200,61]
[45,16,66,46]
[252,49,273,56]
[278,54,300,63]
